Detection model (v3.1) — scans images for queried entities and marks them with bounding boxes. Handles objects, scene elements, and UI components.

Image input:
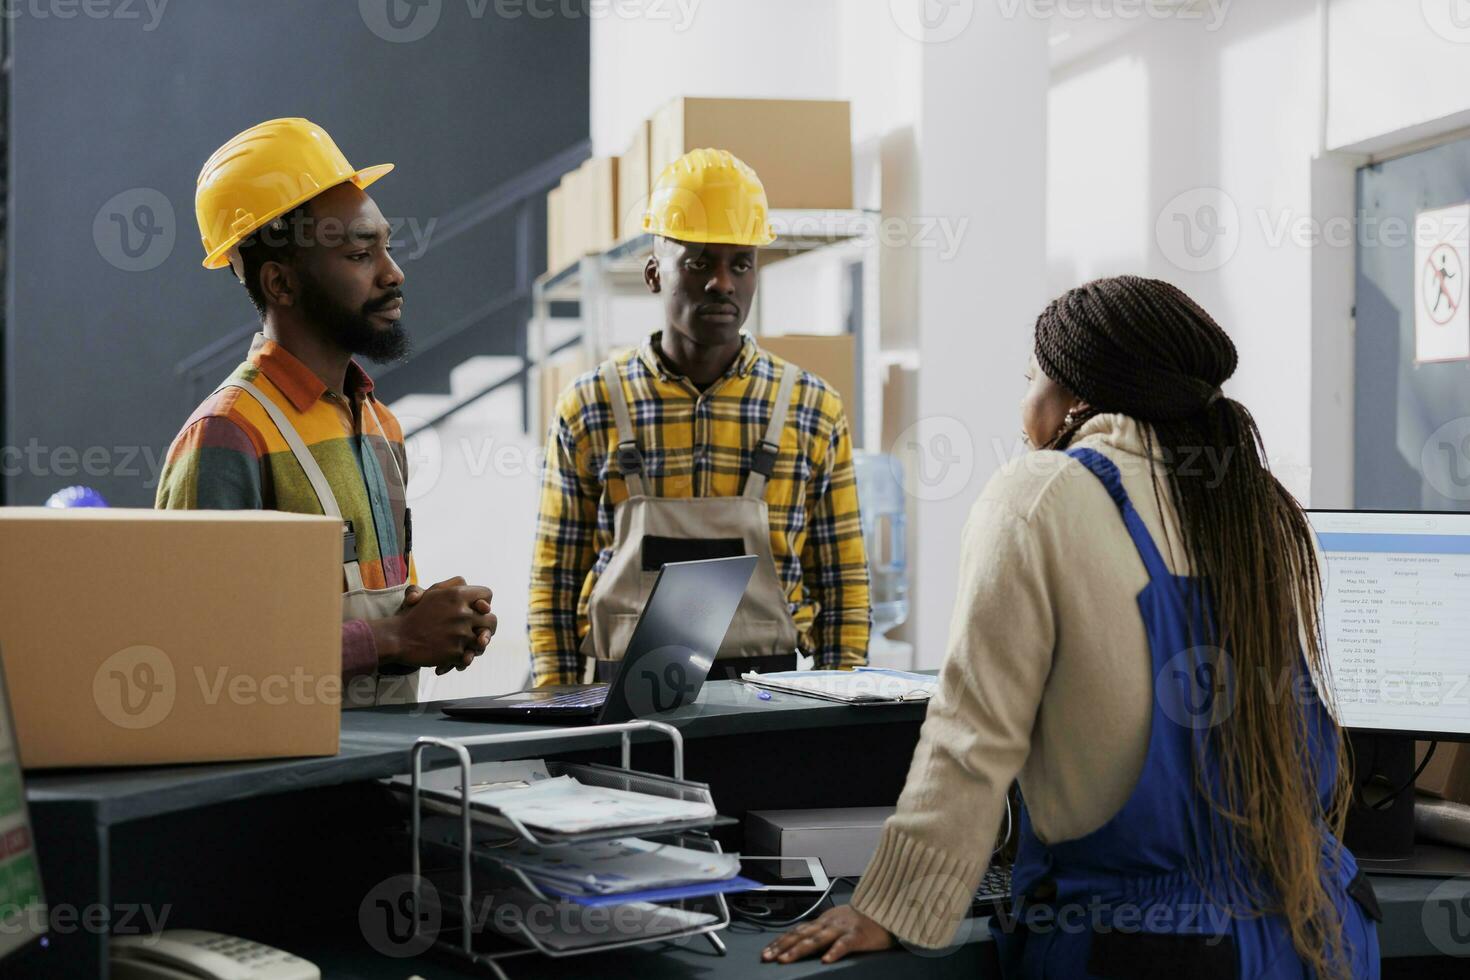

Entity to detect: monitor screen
[0,650,44,961]
[1309,510,1470,737]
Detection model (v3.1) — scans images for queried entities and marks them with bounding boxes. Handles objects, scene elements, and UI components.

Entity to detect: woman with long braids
[763,276,1380,977]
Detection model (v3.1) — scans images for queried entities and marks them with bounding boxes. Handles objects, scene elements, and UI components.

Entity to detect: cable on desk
[728,876,860,929]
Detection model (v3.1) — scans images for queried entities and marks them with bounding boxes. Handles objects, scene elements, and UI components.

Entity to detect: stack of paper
[467,888,722,950]
[741,667,938,704]
[473,776,716,835]
[489,837,741,897]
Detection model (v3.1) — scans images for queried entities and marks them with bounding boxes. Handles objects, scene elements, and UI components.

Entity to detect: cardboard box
[758,334,857,411]
[557,165,588,269]
[555,157,620,266]
[0,508,343,768]
[1417,740,1470,805]
[583,155,620,254]
[545,183,566,275]
[618,119,653,241]
[747,807,893,878]
[650,98,853,211]
[537,346,593,436]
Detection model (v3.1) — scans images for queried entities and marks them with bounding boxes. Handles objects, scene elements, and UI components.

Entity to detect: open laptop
[441,555,758,724]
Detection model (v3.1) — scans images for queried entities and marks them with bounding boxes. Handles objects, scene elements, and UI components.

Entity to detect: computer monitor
[0,649,45,961]
[1308,510,1470,739]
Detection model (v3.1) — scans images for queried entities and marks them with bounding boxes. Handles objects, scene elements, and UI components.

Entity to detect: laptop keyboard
[528,689,608,708]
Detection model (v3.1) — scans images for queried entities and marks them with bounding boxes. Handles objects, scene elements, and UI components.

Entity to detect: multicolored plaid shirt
[155,334,414,680]
[529,332,871,686]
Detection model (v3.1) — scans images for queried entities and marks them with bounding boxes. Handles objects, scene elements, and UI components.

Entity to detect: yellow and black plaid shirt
[528,332,871,686]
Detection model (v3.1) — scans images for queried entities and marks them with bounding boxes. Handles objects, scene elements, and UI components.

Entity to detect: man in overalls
[528,148,871,687]
[157,118,498,707]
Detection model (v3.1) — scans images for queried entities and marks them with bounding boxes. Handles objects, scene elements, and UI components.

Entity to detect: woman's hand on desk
[762,905,893,965]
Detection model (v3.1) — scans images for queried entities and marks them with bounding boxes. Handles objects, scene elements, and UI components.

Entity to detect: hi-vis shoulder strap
[215,378,367,591]
[601,360,647,498]
[599,359,798,502]
[743,363,798,500]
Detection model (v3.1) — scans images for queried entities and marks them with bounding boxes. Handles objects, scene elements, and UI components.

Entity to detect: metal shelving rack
[529,209,884,449]
[407,721,733,979]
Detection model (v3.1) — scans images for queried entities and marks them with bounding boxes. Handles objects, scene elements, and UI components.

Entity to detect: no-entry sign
[1415,203,1470,364]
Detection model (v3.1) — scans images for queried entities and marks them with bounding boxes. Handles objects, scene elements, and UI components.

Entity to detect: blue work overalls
[994,448,1381,979]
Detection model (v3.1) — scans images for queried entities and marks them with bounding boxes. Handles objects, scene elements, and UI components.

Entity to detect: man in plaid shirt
[528,149,870,687]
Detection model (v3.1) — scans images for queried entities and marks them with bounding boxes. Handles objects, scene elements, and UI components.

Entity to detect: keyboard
[523,688,608,709]
[970,864,1013,918]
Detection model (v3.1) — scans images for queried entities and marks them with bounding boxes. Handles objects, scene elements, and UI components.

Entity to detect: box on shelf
[583,156,620,254]
[538,346,593,436]
[758,334,856,411]
[619,119,653,242]
[554,157,621,269]
[0,508,343,768]
[546,183,567,275]
[557,164,589,272]
[1417,740,1470,805]
[650,98,853,211]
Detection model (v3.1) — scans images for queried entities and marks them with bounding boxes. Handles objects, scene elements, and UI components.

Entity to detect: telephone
[110,930,319,980]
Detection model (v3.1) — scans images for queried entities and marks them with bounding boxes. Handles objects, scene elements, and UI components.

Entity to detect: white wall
[909,6,1050,665]
[588,0,841,156]
[1326,0,1470,153]
[1047,0,1324,499]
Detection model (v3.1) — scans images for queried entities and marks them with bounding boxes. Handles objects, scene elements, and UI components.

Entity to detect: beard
[296,271,411,364]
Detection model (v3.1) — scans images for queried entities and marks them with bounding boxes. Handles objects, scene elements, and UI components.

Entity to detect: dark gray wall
[4,0,588,506]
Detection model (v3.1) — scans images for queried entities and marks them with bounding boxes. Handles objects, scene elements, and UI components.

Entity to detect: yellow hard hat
[643,148,776,247]
[195,117,394,270]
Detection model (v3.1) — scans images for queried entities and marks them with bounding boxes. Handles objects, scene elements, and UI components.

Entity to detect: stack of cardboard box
[546,155,621,276]
[545,96,855,277]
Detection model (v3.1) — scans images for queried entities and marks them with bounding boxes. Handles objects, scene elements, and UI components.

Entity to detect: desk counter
[20,681,1470,977]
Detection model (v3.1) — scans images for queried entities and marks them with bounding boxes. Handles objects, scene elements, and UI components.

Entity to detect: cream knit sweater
[851,413,1198,949]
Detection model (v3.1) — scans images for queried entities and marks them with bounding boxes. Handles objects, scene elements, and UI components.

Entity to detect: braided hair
[1034,276,1350,977]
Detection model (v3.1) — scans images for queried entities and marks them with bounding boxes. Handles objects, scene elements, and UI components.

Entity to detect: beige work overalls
[218,379,419,708]
[579,359,802,680]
